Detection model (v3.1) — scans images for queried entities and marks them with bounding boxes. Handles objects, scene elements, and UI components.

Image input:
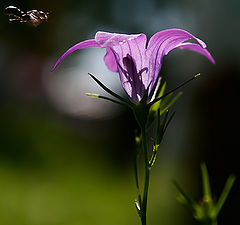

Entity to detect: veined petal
[146,29,214,98]
[52,29,215,105]
[95,31,146,48]
[176,43,215,64]
[147,29,206,53]
[51,39,100,71]
[104,47,118,72]
[96,31,148,103]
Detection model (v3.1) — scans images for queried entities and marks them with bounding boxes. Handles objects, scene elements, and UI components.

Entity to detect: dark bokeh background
[0,0,239,225]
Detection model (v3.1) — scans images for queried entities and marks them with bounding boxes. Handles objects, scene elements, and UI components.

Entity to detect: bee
[4,6,50,27]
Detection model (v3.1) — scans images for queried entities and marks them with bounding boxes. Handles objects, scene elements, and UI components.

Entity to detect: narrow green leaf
[86,93,126,106]
[156,110,168,144]
[151,82,166,112]
[88,73,133,108]
[146,91,169,129]
[149,73,201,106]
[140,81,152,105]
[201,163,212,202]
[194,73,201,78]
[146,111,155,129]
[173,180,197,214]
[86,93,99,98]
[215,175,236,215]
[159,92,172,107]
[161,110,169,129]
[155,110,175,144]
[160,92,182,115]
[163,111,176,133]
[147,84,179,129]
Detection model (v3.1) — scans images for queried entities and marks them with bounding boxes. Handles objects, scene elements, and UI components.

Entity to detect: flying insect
[4,6,50,27]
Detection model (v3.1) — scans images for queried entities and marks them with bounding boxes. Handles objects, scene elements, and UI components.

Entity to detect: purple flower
[52,29,215,104]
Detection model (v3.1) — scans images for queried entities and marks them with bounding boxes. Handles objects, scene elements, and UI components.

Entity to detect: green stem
[141,125,150,225]
[134,151,142,208]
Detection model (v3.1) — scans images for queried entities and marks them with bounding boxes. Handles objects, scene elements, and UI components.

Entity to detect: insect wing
[4,6,50,26]
[26,10,49,26]
[4,6,24,18]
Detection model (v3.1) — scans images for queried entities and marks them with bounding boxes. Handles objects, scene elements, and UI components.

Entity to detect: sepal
[86,93,125,105]
[149,73,200,106]
[147,81,181,129]
[156,110,175,145]
[88,73,133,108]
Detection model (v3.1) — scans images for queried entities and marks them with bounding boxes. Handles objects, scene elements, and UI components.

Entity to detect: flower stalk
[133,98,174,225]
[132,103,150,225]
[140,124,150,225]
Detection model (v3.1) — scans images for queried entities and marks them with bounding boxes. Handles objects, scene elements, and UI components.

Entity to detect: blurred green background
[0,0,239,225]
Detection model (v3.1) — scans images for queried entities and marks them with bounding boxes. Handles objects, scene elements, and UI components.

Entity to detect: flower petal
[95,31,146,48]
[147,29,206,53]
[103,47,118,72]
[146,29,214,98]
[51,39,100,71]
[176,43,215,64]
[95,31,147,103]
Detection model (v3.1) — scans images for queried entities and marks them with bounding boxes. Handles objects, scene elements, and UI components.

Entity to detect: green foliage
[174,163,236,225]
[147,82,182,129]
